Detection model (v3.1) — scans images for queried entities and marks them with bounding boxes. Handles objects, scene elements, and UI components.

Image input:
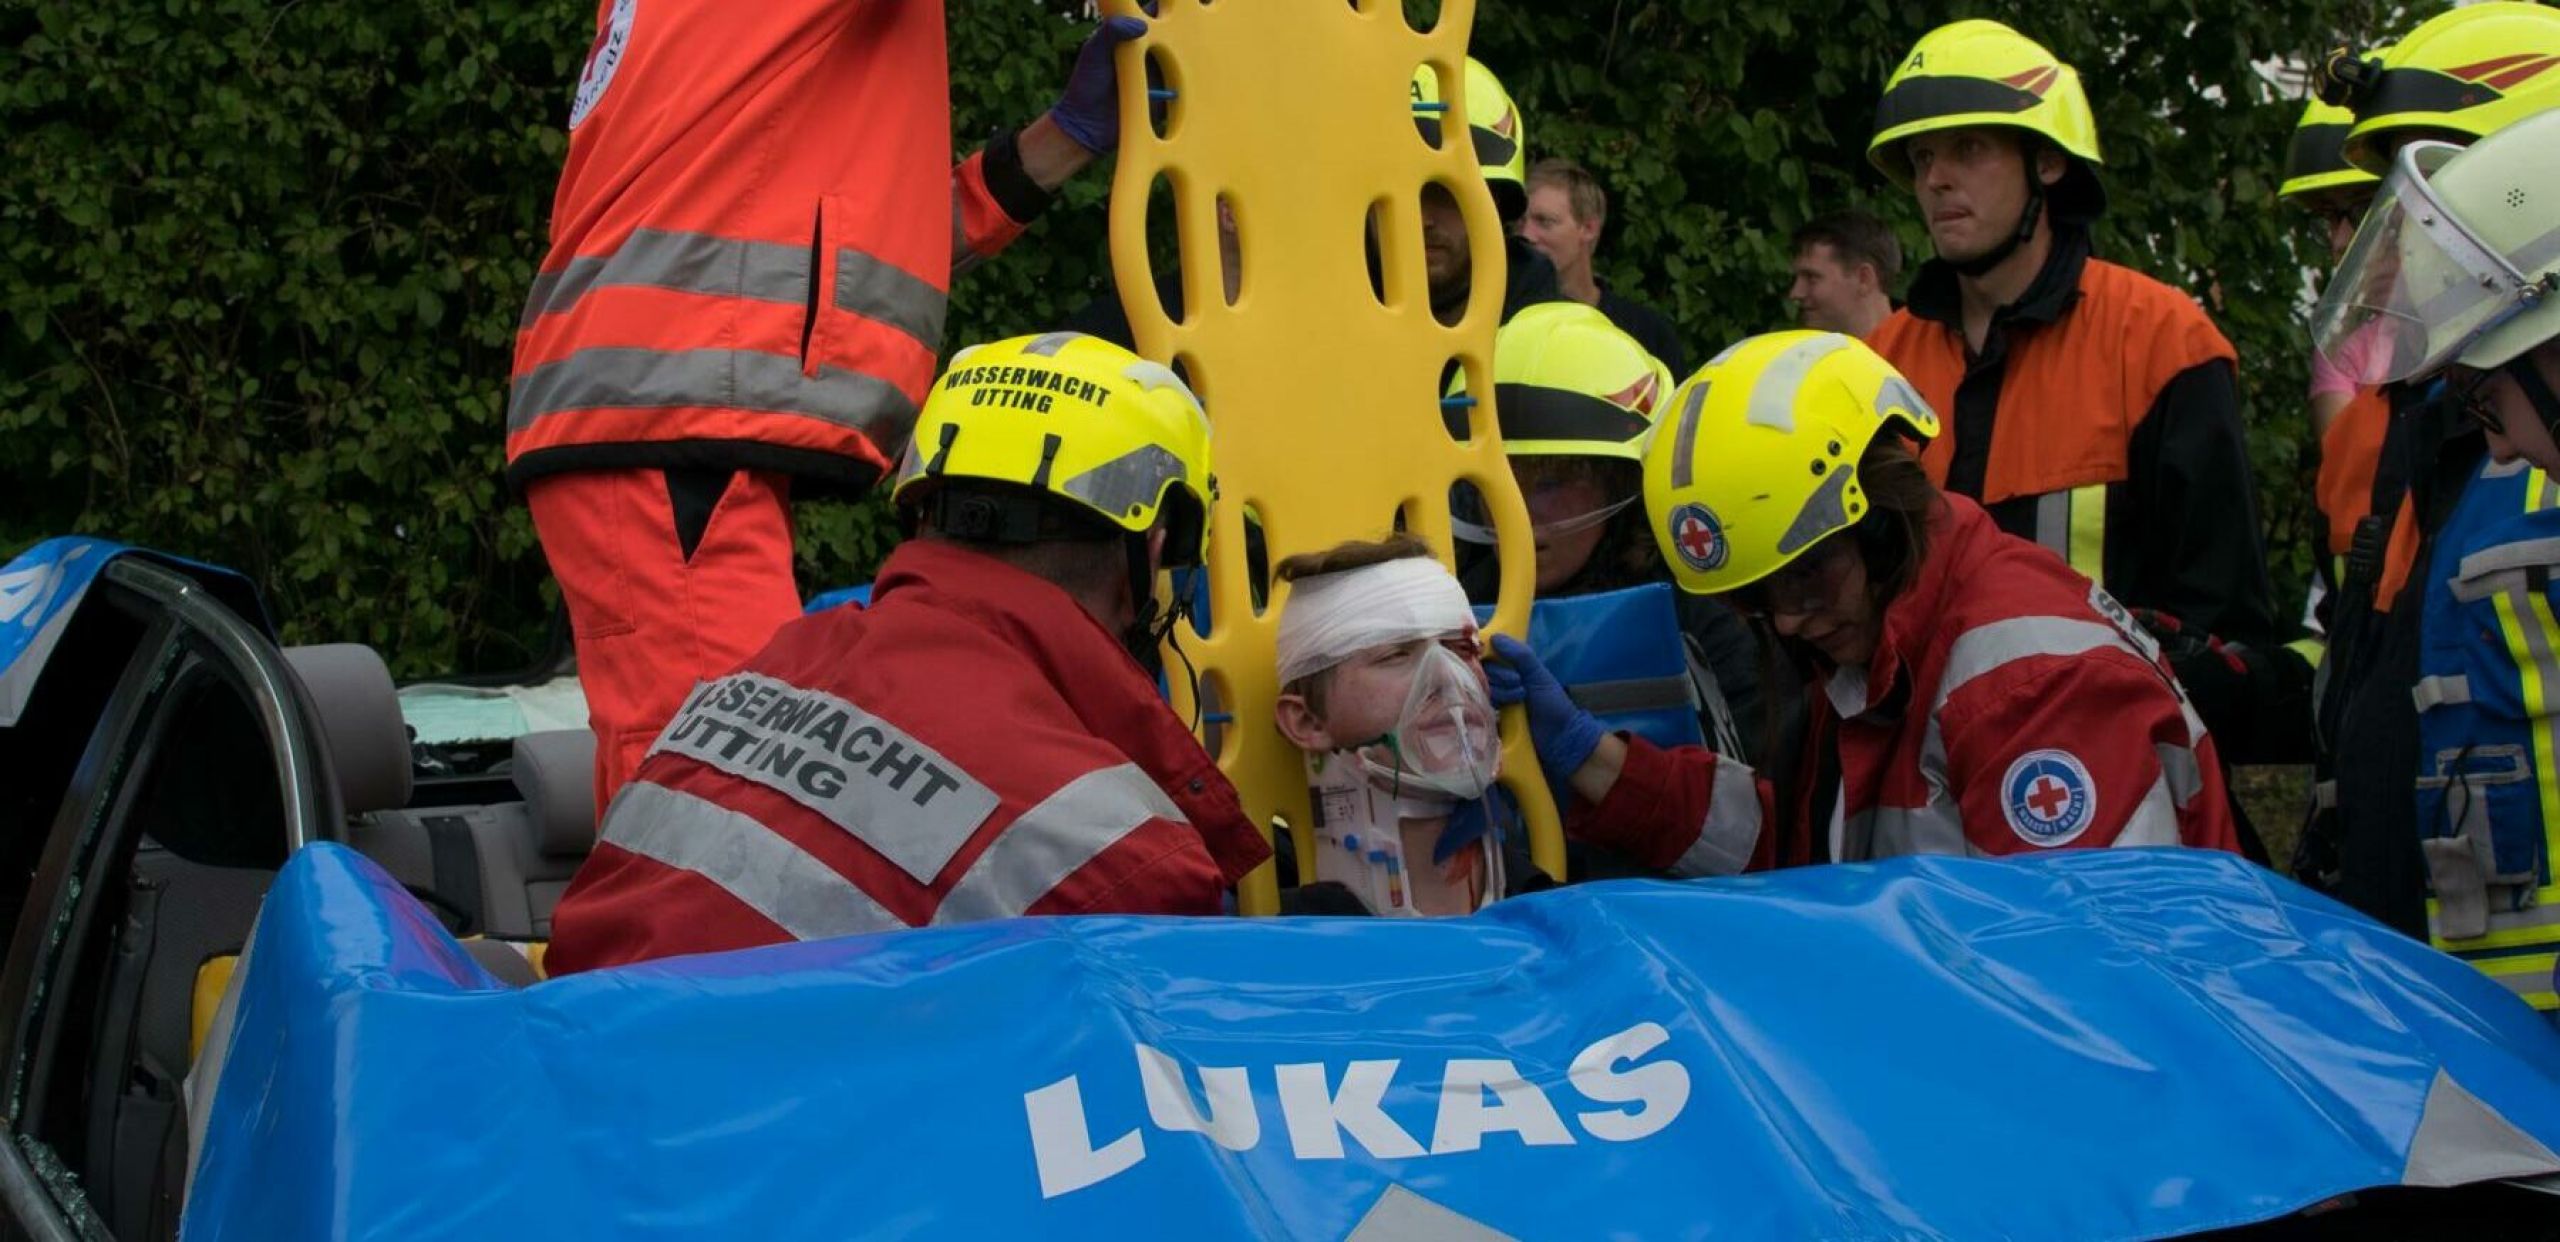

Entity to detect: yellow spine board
[1108,0,1563,914]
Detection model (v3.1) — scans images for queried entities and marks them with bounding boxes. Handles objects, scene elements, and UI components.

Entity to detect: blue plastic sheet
[190,844,2560,1240]
[1477,582,1705,750]
[804,583,873,613]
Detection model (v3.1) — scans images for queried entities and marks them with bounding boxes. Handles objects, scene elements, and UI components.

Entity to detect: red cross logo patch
[2001,749,2097,847]
[1667,503,1728,573]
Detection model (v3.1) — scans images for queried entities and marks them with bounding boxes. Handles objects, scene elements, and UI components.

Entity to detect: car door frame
[0,558,337,1238]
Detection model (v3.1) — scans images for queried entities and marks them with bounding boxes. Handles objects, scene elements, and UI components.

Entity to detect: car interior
[1,575,590,1240]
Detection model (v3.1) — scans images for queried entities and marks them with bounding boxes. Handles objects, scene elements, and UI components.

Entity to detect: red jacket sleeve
[1029,816,1231,917]
[951,150,1034,277]
[1564,735,1774,877]
[1937,652,2222,856]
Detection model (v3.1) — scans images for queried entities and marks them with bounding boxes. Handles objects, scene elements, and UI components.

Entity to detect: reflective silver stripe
[2033,491,2071,560]
[1060,443,1190,522]
[1875,373,1933,428]
[2442,901,2560,943]
[1775,466,1855,557]
[2414,674,2475,711]
[934,764,1184,923]
[599,782,909,940]
[1668,380,1709,489]
[1669,756,1762,877]
[1935,616,2134,713]
[1853,799,1969,859]
[2113,773,2184,848]
[520,228,808,328]
[835,248,949,351]
[2454,538,2560,593]
[1568,675,1697,717]
[1918,614,2143,791]
[1023,330,1082,357]
[2511,583,2560,727]
[1744,333,1851,432]
[2155,741,2204,811]
[650,672,1001,885]
[508,347,920,443]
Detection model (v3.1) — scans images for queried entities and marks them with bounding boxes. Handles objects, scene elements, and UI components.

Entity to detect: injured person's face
[1272,551,1505,916]
[1310,632,1499,800]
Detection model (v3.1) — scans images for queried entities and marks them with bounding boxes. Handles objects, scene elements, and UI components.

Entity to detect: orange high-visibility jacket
[1868,249,2271,644]
[507,0,1038,492]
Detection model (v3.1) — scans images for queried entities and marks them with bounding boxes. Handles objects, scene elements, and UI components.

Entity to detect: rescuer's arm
[1488,636,1769,877]
[2122,358,2279,644]
[2119,357,2313,764]
[951,14,1147,276]
[1938,653,2224,856]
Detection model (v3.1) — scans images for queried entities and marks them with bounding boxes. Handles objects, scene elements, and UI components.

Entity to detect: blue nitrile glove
[1049,12,1150,154]
[1434,796,1490,865]
[1486,634,1604,797]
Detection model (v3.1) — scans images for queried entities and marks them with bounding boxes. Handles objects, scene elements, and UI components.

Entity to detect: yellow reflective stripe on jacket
[2067,483,2106,581]
[2430,467,2560,992]
[2463,951,2560,1012]
[2031,484,2108,582]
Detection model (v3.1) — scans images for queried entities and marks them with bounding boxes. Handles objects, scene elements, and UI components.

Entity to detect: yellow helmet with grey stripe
[1466,302,1673,461]
[1641,331,1940,595]
[892,331,1213,567]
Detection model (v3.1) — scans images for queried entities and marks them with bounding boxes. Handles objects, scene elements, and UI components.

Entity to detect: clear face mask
[1353,643,1501,803]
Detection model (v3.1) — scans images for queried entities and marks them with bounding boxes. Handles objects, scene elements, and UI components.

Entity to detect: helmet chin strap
[1120,533,1169,675]
[1951,147,2048,280]
[1121,533,1207,719]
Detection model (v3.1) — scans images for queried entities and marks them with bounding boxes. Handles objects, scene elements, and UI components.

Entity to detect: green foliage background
[2,0,2425,675]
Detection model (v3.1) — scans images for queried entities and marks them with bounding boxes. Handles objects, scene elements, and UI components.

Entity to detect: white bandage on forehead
[1275,556,1475,685]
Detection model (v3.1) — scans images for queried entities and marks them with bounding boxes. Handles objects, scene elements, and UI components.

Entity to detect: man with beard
[547,332,1270,972]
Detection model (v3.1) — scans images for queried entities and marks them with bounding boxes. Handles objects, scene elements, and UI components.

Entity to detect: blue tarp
[1477,582,1705,751]
[189,844,2560,1240]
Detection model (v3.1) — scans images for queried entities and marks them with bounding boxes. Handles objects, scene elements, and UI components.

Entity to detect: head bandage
[1275,557,1475,685]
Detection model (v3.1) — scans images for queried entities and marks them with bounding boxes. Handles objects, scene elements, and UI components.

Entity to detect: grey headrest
[283,644,412,816]
[513,730,597,857]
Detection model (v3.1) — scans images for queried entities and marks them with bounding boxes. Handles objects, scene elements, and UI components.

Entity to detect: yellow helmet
[2279,89,2379,205]
[1466,302,1674,461]
[2325,3,2560,175]
[1641,331,1940,595]
[1413,57,1526,216]
[1869,20,2105,219]
[891,331,1214,566]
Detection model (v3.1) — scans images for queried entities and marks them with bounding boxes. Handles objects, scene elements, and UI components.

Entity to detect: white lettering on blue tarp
[1024,1023,1693,1198]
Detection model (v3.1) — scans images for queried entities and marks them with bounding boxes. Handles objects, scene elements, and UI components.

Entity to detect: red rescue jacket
[507,0,1037,491]
[546,540,1272,973]
[1567,496,2241,871]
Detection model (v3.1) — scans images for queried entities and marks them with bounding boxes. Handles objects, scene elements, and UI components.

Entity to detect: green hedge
[2,0,2411,675]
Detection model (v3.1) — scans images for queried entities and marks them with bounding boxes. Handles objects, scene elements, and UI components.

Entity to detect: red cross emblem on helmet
[1668,503,1728,573]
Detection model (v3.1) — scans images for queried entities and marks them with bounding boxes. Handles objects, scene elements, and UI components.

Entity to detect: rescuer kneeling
[1489,331,2242,870]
